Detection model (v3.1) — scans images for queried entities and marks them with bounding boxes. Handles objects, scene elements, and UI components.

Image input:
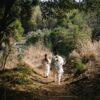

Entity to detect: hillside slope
[0,64,100,100]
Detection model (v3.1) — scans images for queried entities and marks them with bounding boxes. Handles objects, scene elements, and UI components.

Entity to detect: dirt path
[0,64,100,100]
[28,63,100,100]
[4,60,99,100]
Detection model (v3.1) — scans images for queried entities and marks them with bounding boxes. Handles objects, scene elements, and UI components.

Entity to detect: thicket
[0,0,100,69]
[27,9,91,56]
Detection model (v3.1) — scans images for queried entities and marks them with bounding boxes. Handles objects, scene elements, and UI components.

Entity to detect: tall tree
[21,0,41,32]
[0,0,22,69]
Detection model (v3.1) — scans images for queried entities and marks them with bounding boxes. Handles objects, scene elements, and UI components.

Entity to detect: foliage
[72,58,85,71]
[0,0,25,47]
[0,0,21,45]
[86,12,100,40]
[58,9,91,39]
[8,19,24,41]
[39,18,57,29]
[49,9,91,55]
[50,27,75,55]
[0,65,33,85]
[0,0,100,69]
[21,1,41,32]
[42,29,52,49]
[26,9,92,56]
[26,30,43,44]
[28,6,42,31]
[26,29,52,48]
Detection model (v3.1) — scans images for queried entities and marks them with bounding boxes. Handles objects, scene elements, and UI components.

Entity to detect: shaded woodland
[0,0,100,100]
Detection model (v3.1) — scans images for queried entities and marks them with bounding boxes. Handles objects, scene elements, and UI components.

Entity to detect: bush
[8,19,24,41]
[26,30,43,44]
[42,29,52,49]
[50,27,76,56]
[72,58,85,71]
[76,40,100,62]
[49,10,92,56]
[26,10,92,56]
[26,29,52,49]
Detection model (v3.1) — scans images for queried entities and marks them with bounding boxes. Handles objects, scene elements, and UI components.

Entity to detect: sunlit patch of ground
[0,64,100,100]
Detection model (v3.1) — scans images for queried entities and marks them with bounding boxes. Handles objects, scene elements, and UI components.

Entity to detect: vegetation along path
[0,62,100,100]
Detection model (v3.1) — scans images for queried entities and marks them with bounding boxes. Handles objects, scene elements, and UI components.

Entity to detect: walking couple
[42,52,65,85]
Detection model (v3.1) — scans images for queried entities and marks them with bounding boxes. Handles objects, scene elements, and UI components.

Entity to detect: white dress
[42,58,51,77]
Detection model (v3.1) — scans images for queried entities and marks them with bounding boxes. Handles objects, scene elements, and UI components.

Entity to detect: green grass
[0,64,50,91]
[0,65,34,86]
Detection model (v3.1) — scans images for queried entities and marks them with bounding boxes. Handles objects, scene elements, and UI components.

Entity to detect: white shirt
[51,55,64,73]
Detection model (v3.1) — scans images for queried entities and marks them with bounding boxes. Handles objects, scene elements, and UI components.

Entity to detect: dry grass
[79,40,97,58]
[3,48,19,69]
[69,50,81,59]
[2,40,100,70]
[93,41,100,61]
[0,42,52,69]
[69,40,100,78]
[22,42,52,68]
[70,40,100,61]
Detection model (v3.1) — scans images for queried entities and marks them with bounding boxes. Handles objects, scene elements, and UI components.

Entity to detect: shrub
[50,27,76,56]
[77,40,98,60]
[26,10,92,56]
[26,29,52,49]
[72,58,85,71]
[49,10,91,56]
[26,30,43,44]
[42,29,52,49]
[8,19,24,41]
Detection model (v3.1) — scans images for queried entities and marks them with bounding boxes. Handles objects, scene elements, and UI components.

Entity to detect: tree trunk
[1,41,12,69]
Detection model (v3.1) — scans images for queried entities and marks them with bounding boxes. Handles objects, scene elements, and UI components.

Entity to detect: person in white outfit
[42,54,51,78]
[51,53,64,85]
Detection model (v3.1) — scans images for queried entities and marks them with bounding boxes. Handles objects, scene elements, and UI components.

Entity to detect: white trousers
[44,64,50,77]
[54,68,64,85]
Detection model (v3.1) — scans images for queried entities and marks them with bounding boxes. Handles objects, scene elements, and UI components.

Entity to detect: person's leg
[44,70,47,78]
[44,65,49,78]
[57,73,62,85]
[44,67,48,78]
[46,65,50,77]
[61,70,64,82]
[55,73,57,83]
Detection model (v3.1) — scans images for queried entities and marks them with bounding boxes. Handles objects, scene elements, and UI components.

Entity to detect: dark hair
[54,51,58,56]
[44,54,47,57]
[44,54,49,63]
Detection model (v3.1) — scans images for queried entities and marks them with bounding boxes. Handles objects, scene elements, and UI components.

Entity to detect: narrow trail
[29,65,86,96]
[21,60,100,100]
